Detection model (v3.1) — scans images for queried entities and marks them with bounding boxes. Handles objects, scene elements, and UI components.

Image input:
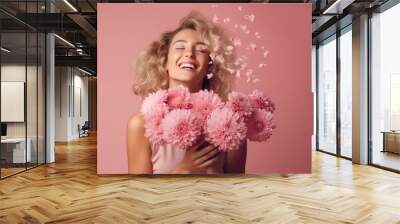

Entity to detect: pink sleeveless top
[151,143,226,174]
[151,143,186,174]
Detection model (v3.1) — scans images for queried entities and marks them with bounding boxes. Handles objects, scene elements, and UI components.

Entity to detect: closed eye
[195,45,209,54]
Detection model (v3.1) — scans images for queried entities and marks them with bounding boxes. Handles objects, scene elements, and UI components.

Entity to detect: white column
[46,32,55,163]
[45,0,55,163]
[352,14,369,164]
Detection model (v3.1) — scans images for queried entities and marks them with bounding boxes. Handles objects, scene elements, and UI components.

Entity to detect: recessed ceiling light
[77,67,93,76]
[54,34,75,48]
[63,0,78,12]
[323,0,354,15]
[1,47,11,53]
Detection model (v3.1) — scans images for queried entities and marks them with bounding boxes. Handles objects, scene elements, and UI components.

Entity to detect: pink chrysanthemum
[161,109,202,150]
[249,90,275,112]
[167,86,192,110]
[246,109,276,142]
[141,89,169,115]
[143,107,167,146]
[205,108,247,151]
[141,90,169,146]
[227,91,253,118]
[191,90,224,124]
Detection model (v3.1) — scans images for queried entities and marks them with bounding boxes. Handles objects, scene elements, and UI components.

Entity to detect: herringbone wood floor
[1,134,400,224]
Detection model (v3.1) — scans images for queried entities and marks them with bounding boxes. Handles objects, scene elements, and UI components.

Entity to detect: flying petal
[212,15,218,23]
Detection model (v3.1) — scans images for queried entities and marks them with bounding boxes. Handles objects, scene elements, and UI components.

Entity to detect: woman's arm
[127,113,153,174]
[224,140,247,173]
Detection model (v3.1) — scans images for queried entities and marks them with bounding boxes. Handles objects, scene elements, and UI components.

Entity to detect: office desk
[1,138,31,163]
[382,131,400,154]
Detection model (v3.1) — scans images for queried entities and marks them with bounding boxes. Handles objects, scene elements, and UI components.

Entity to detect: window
[371,2,400,171]
[339,27,352,158]
[317,35,337,154]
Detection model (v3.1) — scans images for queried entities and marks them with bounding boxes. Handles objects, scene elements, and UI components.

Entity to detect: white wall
[312,45,316,150]
[72,73,89,138]
[55,66,70,141]
[55,67,89,141]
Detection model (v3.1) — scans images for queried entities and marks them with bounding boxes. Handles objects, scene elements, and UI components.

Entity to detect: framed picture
[97,3,312,174]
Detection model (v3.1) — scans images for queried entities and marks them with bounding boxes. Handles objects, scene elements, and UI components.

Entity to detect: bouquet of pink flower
[142,86,276,151]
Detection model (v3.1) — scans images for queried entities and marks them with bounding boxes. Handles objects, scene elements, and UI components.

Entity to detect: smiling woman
[127,11,247,174]
[133,11,237,100]
[166,30,210,92]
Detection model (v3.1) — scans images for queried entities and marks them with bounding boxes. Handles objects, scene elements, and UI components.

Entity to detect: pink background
[97,3,312,174]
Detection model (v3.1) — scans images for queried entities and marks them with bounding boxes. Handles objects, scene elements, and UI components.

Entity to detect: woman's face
[166,29,210,85]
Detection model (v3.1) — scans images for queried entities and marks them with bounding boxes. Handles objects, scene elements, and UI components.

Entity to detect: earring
[206,59,214,79]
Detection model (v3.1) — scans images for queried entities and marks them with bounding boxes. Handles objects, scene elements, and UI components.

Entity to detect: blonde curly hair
[133,11,238,101]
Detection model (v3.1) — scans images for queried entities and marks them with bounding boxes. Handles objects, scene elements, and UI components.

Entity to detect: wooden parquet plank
[1,134,400,223]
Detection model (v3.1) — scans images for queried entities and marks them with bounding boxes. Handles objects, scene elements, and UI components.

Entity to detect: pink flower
[142,88,277,149]
[227,91,253,118]
[161,109,202,150]
[144,108,167,146]
[167,86,192,110]
[191,90,224,124]
[205,108,247,151]
[249,90,275,112]
[141,89,168,116]
[141,90,169,146]
[246,109,276,142]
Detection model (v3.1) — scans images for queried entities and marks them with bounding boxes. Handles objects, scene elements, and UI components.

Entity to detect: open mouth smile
[178,62,197,71]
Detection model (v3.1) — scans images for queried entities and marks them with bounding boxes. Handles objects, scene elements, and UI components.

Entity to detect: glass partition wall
[0,1,46,179]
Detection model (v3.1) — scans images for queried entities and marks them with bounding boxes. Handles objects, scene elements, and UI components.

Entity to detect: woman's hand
[172,141,221,174]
